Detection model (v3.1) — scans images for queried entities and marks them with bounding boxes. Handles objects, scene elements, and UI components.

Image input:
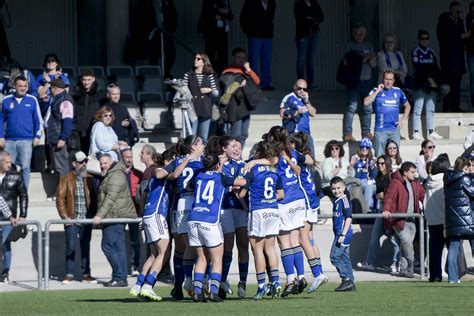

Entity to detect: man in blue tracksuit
[0,76,43,188]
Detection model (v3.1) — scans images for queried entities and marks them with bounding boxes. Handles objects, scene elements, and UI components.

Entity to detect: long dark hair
[377,155,392,177]
[384,139,402,165]
[419,139,433,155]
[194,53,214,74]
[265,126,292,157]
[176,135,199,156]
[323,140,345,158]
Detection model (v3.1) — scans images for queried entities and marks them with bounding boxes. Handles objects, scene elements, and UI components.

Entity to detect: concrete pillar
[379,0,397,40]
[106,0,129,65]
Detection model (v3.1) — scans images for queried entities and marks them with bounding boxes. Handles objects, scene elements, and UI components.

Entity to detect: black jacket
[0,167,28,218]
[443,169,474,238]
[437,12,466,74]
[294,0,324,39]
[107,101,138,146]
[198,0,233,35]
[73,81,107,137]
[240,0,275,39]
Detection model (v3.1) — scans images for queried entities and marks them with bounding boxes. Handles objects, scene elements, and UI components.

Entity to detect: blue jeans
[229,115,251,148]
[344,80,372,137]
[1,225,13,274]
[373,129,400,157]
[330,238,354,281]
[360,179,375,209]
[192,117,211,144]
[467,53,474,108]
[5,139,33,189]
[413,89,436,133]
[101,224,127,281]
[447,237,461,282]
[296,34,319,86]
[65,225,92,276]
[248,37,273,88]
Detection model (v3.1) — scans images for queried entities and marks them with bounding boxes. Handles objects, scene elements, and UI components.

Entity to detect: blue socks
[271,269,279,283]
[308,257,322,277]
[210,272,222,294]
[194,272,204,294]
[222,251,233,282]
[136,273,146,287]
[293,246,305,279]
[281,248,295,283]
[239,262,249,283]
[256,272,266,288]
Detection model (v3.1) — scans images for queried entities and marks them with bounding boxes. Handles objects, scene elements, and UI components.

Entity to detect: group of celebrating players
[129,125,349,302]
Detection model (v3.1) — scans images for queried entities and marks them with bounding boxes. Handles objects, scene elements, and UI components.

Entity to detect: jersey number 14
[196,180,215,204]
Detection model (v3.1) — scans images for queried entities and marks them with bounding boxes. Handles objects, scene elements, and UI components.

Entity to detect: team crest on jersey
[413,57,418,62]
[381,93,385,97]
[9,103,14,109]
[231,167,235,175]
[394,93,397,98]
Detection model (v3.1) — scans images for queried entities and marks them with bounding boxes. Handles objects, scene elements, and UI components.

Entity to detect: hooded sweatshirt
[423,173,445,226]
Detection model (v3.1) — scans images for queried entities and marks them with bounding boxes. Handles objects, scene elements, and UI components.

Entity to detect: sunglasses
[331,147,340,151]
[420,37,429,40]
[195,57,202,61]
[296,86,308,92]
[77,160,88,165]
[360,146,370,150]
[427,145,436,149]
[377,161,385,165]
[103,114,113,118]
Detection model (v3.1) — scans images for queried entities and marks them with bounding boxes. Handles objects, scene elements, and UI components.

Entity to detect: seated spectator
[411,29,445,140]
[73,68,107,154]
[321,140,353,196]
[424,156,450,282]
[444,157,474,283]
[384,139,403,172]
[105,84,138,147]
[36,53,70,115]
[377,33,408,85]
[0,58,38,98]
[383,161,425,278]
[350,138,377,210]
[464,129,474,150]
[89,106,127,161]
[416,139,437,181]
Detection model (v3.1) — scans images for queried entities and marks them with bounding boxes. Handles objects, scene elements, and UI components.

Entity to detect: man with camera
[279,79,317,155]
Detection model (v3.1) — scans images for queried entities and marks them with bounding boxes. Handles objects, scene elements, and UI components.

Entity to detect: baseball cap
[74,151,88,163]
[50,78,66,89]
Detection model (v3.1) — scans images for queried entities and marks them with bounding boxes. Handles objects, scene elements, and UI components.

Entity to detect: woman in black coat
[444,157,474,283]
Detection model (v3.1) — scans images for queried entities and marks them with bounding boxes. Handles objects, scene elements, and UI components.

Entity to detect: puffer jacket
[443,169,474,238]
[423,173,445,226]
[97,161,137,219]
[0,167,28,218]
[383,170,425,230]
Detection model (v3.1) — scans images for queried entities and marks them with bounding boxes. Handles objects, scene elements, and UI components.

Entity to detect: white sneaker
[412,132,422,140]
[129,284,141,297]
[183,277,194,297]
[307,273,328,293]
[390,263,399,273]
[140,287,162,301]
[220,280,233,294]
[130,267,140,277]
[428,131,443,140]
[356,262,375,271]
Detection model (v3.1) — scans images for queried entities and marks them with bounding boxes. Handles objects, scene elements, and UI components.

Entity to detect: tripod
[180,104,193,138]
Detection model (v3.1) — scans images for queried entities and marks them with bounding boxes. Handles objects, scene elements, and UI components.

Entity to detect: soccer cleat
[281,281,295,298]
[220,280,233,295]
[171,287,184,301]
[129,284,141,297]
[307,273,329,293]
[183,278,194,297]
[193,292,207,303]
[297,277,308,294]
[140,287,162,301]
[209,292,224,303]
[254,284,269,300]
[271,281,282,299]
[237,281,246,299]
[266,282,273,296]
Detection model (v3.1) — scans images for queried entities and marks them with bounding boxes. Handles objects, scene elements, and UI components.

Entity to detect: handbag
[6,225,28,242]
[86,154,101,176]
[211,103,221,121]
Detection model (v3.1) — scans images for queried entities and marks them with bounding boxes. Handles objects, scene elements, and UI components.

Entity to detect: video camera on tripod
[164,79,197,138]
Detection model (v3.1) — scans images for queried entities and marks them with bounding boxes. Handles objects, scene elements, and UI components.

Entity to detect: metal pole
[36,221,43,291]
[44,221,50,290]
[419,215,425,280]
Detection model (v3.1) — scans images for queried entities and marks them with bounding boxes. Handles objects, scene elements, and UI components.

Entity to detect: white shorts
[143,213,170,243]
[187,221,223,248]
[247,208,280,238]
[221,208,248,234]
[306,207,319,224]
[172,194,193,235]
[278,198,306,232]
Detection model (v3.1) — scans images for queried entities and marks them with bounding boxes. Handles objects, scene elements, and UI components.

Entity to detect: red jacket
[383,170,425,230]
[126,167,143,214]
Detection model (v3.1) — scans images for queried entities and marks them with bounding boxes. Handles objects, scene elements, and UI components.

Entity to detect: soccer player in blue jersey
[130,151,174,301]
[188,153,246,303]
[240,141,284,300]
[219,136,250,299]
[363,70,411,157]
[329,176,356,292]
[156,135,205,299]
[289,132,328,293]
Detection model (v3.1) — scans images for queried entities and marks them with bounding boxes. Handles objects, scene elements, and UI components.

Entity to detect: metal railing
[43,218,142,290]
[318,212,426,280]
[0,220,43,290]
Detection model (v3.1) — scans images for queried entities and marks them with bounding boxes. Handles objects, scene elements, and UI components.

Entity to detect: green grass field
[1,282,474,315]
